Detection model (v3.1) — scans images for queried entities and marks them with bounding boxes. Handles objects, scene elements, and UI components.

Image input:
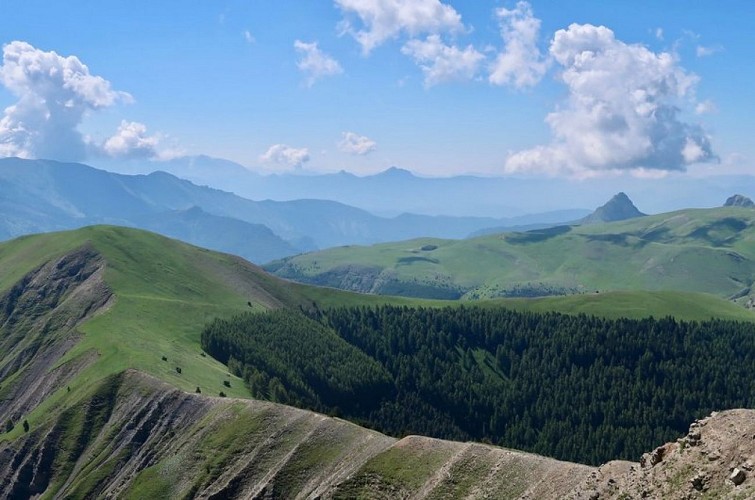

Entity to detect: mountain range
[0,157,587,262]
[102,154,755,216]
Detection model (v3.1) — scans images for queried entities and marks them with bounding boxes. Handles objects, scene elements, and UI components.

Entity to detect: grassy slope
[2,224,751,409]
[269,207,755,308]
[0,226,432,410]
[2,224,753,440]
[2,225,755,497]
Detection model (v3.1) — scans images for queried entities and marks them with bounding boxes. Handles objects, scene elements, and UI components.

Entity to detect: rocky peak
[724,194,755,207]
[580,192,646,225]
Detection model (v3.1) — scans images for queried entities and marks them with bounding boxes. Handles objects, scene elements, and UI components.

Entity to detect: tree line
[201,305,755,465]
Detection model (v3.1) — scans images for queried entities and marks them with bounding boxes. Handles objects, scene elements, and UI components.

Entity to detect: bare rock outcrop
[577,410,755,499]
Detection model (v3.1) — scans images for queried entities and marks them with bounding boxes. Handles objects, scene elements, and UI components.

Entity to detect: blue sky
[0,0,752,178]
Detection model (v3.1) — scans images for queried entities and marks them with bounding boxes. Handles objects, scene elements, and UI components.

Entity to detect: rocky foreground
[1,368,754,499]
[574,409,755,499]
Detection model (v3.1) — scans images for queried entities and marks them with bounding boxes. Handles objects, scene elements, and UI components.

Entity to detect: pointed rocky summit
[581,192,646,225]
[723,194,755,208]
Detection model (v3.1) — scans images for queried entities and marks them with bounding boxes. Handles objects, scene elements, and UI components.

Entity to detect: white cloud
[505,23,716,176]
[0,41,131,161]
[401,35,484,87]
[654,28,664,41]
[243,30,256,44]
[294,40,343,87]
[335,0,463,54]
[259,144,310,169]
[695,100,716,115]
[102,120,162,159]
[489,1,548,88]
[339,131,377,155]
[696,44,721,57]
[681,137,705,163]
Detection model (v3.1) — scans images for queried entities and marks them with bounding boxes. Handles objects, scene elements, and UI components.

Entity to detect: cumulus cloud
[401,35,484,87]
[505,23,716,176]
[335,0,463,54]
[294,40,343,86]
[489,1,548,88]
[0,41,131,161]
[101,120,163,159]
[338,131,377,155]
[259,144,310,169]
[243,30,256,44]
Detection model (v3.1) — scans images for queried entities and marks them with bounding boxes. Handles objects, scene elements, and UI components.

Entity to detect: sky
[0,0,753,178]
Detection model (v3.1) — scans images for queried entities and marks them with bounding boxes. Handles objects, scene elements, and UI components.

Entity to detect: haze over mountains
[0,157,591,262]
[102,155,755,217]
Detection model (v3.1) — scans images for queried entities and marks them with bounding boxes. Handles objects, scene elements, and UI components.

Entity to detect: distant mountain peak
[581,192,646,225]
[376,166,415,178]
[724,194,755,208]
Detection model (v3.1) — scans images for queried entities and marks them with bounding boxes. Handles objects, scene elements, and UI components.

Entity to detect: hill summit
[581,192,646,224]
[723,194,755,207]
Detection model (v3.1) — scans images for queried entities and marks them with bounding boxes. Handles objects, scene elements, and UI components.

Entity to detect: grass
[269,206,755,320]
[482,290,755,322]
[1,223,753,433]
[44,226,257,399]
[334,442,452,498]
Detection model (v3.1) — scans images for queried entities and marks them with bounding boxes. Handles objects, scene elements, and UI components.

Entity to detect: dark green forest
[201,305,755,465]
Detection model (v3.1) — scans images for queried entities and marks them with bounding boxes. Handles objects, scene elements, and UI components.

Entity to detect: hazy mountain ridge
[0,157,585,260]
[102,154,755,216]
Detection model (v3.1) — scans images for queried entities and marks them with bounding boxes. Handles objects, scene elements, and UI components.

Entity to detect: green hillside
[0,225,602,498]
[1,225,754,497]
[267,207,755,309]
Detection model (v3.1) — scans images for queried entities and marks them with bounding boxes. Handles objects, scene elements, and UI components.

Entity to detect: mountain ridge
[0,157,584,258]
[99,154,755,216]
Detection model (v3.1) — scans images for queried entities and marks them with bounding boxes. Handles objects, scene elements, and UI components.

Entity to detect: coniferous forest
[201,305,755,465]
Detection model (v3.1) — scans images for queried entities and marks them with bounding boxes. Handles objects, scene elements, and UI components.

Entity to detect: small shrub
[195,387,201,394]
[4,419,14,433]
[22,420,29,433]
[219,391,226,397]
[223,380,230,388]
[161,356,168,361]
[175,366,182,374]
